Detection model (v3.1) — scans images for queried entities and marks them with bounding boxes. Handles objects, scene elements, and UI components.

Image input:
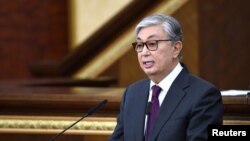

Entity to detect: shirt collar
[150,63,183,92]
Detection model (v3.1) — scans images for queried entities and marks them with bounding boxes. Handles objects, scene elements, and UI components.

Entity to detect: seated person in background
[109,13,223,141]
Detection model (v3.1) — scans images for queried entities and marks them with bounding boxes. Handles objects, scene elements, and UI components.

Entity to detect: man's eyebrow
[136,37,142,40]
[136,35,158,41]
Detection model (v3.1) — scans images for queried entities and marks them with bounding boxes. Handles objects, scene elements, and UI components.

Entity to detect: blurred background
[0,0,249,140]
[0,0,249,89]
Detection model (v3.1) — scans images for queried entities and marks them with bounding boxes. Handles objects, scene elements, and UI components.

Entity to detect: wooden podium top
[0,82,249,117]
[0,84,124,116]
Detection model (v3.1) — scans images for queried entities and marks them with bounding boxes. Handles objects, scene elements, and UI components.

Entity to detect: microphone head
[87,99,108,115]
[146,102,152,115]
[102,99,108,104]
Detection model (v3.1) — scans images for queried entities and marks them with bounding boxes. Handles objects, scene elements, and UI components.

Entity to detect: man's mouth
[143,61,154,68]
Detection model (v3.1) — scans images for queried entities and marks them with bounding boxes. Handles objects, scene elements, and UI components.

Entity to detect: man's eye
[148,42,156,47]
[136,44,143,48]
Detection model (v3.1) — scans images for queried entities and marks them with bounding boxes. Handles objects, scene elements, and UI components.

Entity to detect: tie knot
[152,85,162,98]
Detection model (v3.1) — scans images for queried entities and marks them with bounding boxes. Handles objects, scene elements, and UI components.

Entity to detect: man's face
[136,25,182,83]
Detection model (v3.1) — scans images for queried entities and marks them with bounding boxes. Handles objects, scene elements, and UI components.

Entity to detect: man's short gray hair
[135,13,183,42]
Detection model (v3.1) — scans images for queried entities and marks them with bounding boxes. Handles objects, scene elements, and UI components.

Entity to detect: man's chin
[144,70,156,76]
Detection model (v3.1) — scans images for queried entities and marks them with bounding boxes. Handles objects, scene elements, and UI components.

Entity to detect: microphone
[146,102,152,115]
[48,99,108,141]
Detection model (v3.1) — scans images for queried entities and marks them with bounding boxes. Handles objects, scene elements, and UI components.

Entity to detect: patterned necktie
[146,85,162,139]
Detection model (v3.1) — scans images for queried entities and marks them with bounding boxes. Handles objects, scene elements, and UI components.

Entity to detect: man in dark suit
[109,14,223,141]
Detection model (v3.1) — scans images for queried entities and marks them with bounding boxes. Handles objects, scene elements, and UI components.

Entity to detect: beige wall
[69,0,132,48]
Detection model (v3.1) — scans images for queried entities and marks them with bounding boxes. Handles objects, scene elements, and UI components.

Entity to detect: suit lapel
[133,80,150,141]
[150,67,190,141]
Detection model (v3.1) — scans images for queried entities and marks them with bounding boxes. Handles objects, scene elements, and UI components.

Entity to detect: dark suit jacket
[109,66,223,141]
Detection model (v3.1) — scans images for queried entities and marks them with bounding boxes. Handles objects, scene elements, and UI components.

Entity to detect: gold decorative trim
[1,115,249,136]
[223,120,250,125]
[0,116,116,135]
[0,119,116,130]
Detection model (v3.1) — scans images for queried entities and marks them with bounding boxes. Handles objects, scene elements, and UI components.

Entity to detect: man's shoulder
[189,73,218,88]
[128,78,150,88]
[179,64,218,89]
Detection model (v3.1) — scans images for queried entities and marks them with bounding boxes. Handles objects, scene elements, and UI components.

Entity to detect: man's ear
[173,41,182,59]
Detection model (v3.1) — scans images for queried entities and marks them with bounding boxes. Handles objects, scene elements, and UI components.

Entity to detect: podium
[0,83,249,141]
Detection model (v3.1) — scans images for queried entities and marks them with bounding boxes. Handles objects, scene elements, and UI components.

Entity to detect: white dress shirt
[144,62,183,133]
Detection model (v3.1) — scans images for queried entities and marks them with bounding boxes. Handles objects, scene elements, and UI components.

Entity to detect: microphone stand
[48,99,108,141]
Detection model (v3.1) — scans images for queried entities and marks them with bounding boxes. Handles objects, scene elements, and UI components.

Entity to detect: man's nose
[140,44,150,54]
